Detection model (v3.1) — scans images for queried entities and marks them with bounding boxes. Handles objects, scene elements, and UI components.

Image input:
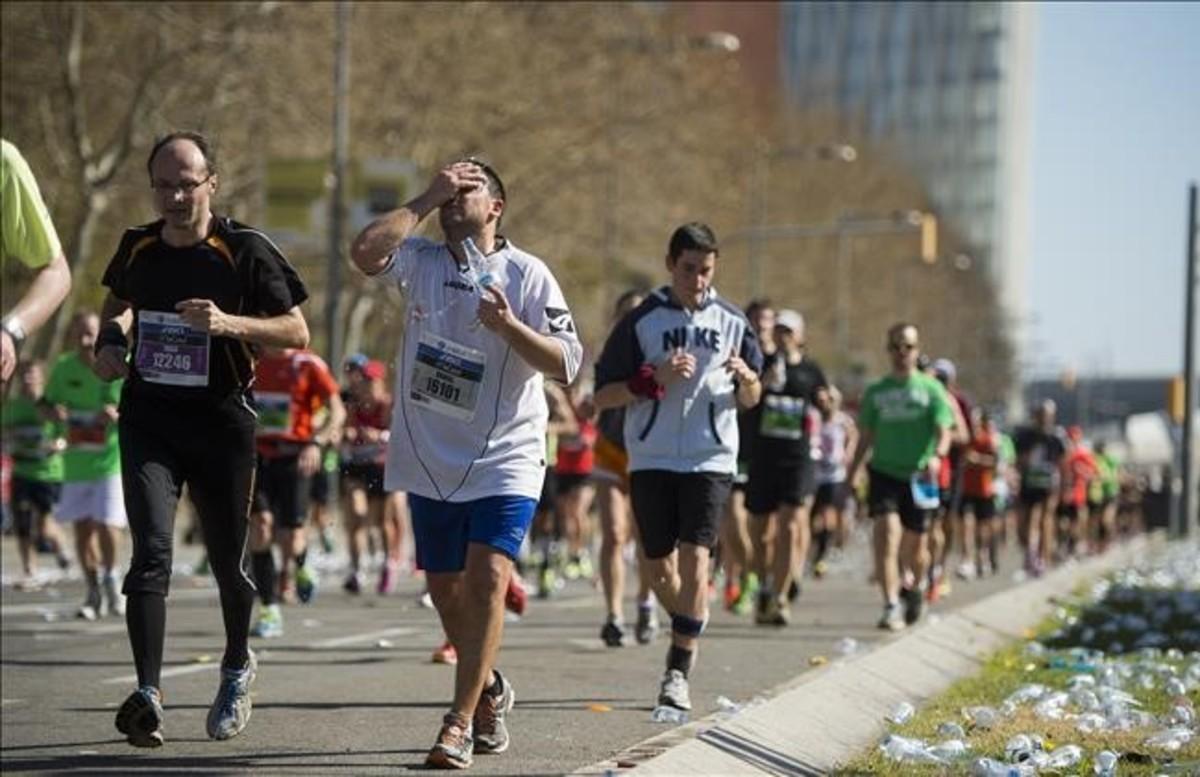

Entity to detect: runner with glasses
[847,323,953,631]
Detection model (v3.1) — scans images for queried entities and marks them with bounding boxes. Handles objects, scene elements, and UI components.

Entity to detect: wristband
[627,364,665,401]
[1,315,26,348]
[94,322,129,356]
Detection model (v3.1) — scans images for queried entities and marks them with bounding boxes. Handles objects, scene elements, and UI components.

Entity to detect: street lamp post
[726,210,937,372]
[605,29,740,312]
[327,1,350,371]
[748,143,857,299]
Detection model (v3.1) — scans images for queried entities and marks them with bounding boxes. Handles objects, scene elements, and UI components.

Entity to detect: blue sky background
[1027,1,1200,379]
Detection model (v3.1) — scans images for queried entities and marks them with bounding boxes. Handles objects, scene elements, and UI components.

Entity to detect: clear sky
[1027,1,1200,379]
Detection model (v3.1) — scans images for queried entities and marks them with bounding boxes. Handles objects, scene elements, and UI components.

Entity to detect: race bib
[409,331,486,421]
[760,395,806,440]
[9,424,49,460]
[67,411,107,451]
[910,474,941,510]
[255,391,293,436]
[1025,445,1057,489]
[135,311,210,387]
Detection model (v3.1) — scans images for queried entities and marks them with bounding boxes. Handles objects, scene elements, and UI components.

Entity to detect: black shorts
[555,472,590,496]
[119,397,258,598]
[746,459,816,515]
[813,481,848,512]
[537,468,556,512]
[630,470,731,559]
[1057,502,1083,521]
[867,468,932,534]
[960,495,997,521]
[253,454,312,528]
[341,460,387,499]
[10,477,61,538]
[309,469,332,506]
[1019,487,1053,507]
[732,459,750,492]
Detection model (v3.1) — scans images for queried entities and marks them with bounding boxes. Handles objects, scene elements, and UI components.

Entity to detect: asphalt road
[1,529,1026,776]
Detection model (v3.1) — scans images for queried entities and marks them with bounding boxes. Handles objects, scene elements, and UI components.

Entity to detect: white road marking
[1,698,26,707]
[2,587,216,617]
[103,660,221,685]
[312,626,419,648]
[33,624,127,640]
[567,638,605,652]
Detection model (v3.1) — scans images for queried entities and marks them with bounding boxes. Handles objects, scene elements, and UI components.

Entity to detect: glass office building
[781,2,1034,329]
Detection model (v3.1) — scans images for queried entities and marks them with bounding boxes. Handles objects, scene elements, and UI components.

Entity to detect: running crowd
[0,134,1146,768]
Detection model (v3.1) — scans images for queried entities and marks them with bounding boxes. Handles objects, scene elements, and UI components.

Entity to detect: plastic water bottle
[1092,750,1119,776]
[1041,744,1084,769]
[461,237,495,292]
[928,739,968,761]
[879,735,942,764]
[651,706,688,724]
[970,757,1035,776]
[937,721,966,739]
[887,701,915,724]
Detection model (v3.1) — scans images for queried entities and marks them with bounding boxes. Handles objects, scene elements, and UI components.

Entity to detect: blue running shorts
[409,494,537,573]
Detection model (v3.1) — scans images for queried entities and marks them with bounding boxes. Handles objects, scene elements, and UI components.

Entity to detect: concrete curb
[575,533,1161,776]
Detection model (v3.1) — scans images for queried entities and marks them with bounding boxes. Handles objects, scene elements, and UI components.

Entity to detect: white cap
[932,358,956,382]
[775,309,805,333]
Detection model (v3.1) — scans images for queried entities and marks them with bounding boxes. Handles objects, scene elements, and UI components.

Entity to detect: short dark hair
[745,297,773,319]
[457,156,506,202]
[147,131,216,180]
[668,222,719,260]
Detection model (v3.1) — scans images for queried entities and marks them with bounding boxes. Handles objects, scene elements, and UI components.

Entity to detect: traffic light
[920,213,938,264]
[1168,375,1185,423]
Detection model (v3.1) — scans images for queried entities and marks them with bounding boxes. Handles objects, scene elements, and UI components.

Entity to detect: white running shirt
[374,236,581,502]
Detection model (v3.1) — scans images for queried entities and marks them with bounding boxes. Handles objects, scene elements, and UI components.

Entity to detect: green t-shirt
[859,372,954,480]
[1,139,62,270]
[1091,452,1120,501]
[998,433,1016,467]
[44,352,123,482]
[1,395,64,482]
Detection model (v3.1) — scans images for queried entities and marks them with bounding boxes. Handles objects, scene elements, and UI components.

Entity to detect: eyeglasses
[151,175,212,197]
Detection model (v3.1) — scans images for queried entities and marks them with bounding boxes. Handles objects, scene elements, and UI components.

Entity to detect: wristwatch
[1,315,27,348]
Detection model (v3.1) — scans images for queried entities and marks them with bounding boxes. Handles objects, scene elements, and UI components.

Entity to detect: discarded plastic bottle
[1005,684,1047,705]
[1041,744,1084,769]
[928,739,969,761]
[1092,750,1119,776]
[1167,704,1195,726]
[936,721,966,739]
[1143,726,1194,752]
[963,705,1000,730]
[835,637,860,656]
[651,706,688,724]
[887,701,915,724]
[879,735,942,764]
[714,695,741,714]
[1005,734,1043,763]
[970,757,1035,776]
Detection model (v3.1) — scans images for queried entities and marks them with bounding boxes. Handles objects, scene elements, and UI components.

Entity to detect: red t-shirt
[254,350,338,457]
[962,431,998,499]
[1060,448,1097,507]
[555,416,597,476]
[342,393,391,466]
